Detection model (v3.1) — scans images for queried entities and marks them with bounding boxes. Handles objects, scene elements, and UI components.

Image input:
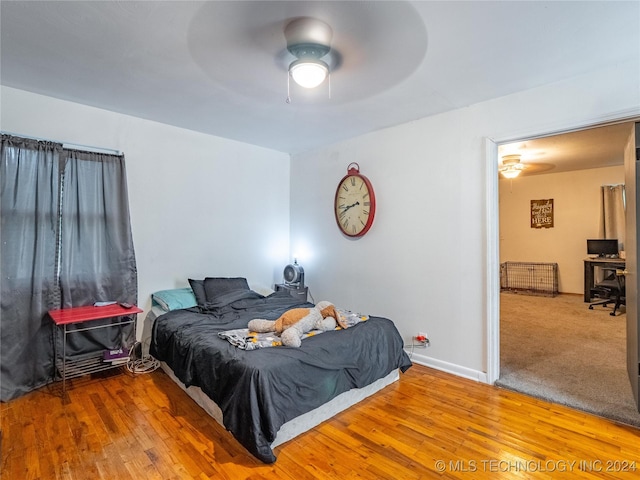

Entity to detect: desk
[583,257,626,302]
[49,303,142,397]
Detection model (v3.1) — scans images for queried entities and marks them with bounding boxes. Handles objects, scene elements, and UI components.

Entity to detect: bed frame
[159,360,400,448]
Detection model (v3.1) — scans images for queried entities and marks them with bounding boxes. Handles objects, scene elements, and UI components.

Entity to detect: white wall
[1,86,291,340]
[290,60,640,381]
[499,166,625,294]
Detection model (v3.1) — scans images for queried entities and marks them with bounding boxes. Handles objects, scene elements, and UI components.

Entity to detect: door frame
[485,109,640,385]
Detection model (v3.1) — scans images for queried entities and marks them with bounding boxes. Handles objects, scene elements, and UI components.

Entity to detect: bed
[149,278,412,463]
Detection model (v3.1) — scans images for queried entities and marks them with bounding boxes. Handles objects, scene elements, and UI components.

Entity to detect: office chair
[588,267,626,316]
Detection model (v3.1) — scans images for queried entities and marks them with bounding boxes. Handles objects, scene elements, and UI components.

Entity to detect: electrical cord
[404,338,430,358]
[126,356,160,374]
[126,340,160,374]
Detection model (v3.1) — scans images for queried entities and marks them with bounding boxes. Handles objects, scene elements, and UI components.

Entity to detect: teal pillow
[152,288,197,312]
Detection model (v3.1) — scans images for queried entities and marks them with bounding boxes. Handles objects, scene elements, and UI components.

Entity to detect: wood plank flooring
[1,364,639,479]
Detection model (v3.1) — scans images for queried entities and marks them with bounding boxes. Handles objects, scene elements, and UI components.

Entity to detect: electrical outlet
[414,332,429,347]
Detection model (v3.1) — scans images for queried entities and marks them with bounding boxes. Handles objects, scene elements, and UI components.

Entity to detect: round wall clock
[334,162,376,237]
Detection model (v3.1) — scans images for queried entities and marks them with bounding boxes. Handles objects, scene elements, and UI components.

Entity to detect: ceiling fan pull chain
[328,72,331,99]
[286,72,291,104]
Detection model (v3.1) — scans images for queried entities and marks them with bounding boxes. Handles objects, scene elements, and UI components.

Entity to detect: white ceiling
[1,1,639,164]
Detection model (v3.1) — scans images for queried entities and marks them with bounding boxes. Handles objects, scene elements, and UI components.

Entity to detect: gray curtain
[1,136,62,400]
[1,135,137,401]
[58,149,137,357]
[601,184,626,251]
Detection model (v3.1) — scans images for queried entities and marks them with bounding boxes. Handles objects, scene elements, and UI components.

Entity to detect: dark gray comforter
[150,290,412,463]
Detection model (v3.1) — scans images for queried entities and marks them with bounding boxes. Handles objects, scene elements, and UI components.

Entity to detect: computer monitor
[587,239,619,257]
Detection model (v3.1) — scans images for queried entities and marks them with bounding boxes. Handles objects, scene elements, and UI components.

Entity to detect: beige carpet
[496,292,640,427]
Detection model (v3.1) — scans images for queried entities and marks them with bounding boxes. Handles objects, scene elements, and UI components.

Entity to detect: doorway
[487,120,640,423]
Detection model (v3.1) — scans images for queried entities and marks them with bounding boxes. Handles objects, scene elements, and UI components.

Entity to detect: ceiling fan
[284,17,334,90]
[499,153,554,178]
[499,154,526,178]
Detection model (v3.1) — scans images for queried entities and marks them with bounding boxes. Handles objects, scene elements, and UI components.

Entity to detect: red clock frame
[334,163,376,237]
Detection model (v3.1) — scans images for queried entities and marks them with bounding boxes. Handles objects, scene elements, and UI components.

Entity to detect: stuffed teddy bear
[248,301,342,348]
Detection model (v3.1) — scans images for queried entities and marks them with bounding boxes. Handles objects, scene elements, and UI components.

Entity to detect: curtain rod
[1,131,122,155]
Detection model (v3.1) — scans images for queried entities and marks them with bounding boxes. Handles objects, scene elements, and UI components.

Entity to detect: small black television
[587,239,619,257]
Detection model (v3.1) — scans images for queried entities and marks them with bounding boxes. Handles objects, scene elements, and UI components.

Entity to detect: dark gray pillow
[203,277,250,303]
[188,278,207,306]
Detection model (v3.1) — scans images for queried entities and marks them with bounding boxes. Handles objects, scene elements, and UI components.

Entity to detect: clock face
[334,174,376,237]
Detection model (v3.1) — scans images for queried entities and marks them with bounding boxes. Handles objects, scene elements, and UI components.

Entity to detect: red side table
[49,303,142,398]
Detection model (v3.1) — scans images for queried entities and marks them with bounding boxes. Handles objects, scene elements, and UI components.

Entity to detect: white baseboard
[405,350,488,384]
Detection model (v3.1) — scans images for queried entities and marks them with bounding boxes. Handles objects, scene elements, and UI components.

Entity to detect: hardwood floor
[2,364,639,479]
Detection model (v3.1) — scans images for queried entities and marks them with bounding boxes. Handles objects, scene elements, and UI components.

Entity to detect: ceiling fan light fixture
[499,153,524,178]
[289,59,329,88]
[500,168,521,179]
[284,18,333,98]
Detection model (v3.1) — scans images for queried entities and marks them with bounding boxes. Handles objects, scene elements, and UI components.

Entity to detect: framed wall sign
[531,199,554,228]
